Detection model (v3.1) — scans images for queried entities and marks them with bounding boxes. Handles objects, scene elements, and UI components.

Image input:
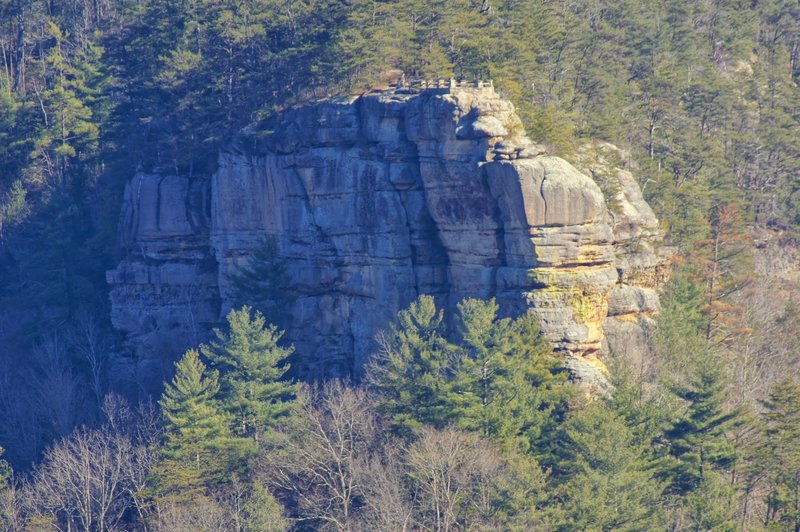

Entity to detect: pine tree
[30,22,101,190]
[652,273,745,528]
[201,306,297,439]
[654,275,709,367]
[9,195,106,325]
[156,349,248,498]
[452,299,572,455]
[759,378,800,529]
[608,358,676,455]
[452,297,515,438]
[660,356,739,493]
[0,180,29,241]
[678,472,738,531]
[227,238,294,327]
[366,294,457,438]
[550,402,666,531]
[658,353,741,528]
[243,484,290,532]
[692,203,753,347]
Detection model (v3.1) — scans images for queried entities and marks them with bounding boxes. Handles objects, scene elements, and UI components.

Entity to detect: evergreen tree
[652,272,746,528]
[678,472,738,532]
[201,306,297,439]
[692,202,753,346]
[654,275,709,366]
[227,238,294,327]
[0,180,29,242]
[156,349,248,498]
[366,294,457,438]
[243,484,290,532]
[550,402,666,531]
[608,358,676,455]
[658,353,741,527]
[30,22,101,190]
[8,196,107,326]
[452,298,572,454]
[759,378,800,529]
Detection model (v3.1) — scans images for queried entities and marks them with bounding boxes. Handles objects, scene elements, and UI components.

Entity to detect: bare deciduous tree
[27,427,135,531]
[358,445,414,531]
[151,496,229,532]
[70,311,112,408]
[102,394,161,526]
[25,397,160,532]
[406,427,545,531]
[258,381,377,531]
[29,334,89,438]
[0,480,25,532]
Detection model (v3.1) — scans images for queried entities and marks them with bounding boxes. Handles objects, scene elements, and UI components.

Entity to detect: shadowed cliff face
[107,86,666,391]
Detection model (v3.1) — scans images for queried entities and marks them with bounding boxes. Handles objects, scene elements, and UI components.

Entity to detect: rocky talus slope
[107,84,666,390]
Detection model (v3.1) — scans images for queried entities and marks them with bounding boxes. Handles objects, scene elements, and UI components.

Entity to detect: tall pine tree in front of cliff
[367,295,458,438]
[202,306,297,440]
[652,274,745,529]
[548,401,666,531]
[155,349,247,499]
[227,237,295,327]
[451,298,572,455]
[658,352,742,529]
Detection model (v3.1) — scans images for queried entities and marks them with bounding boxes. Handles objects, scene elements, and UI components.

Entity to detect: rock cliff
[107,83,667,391]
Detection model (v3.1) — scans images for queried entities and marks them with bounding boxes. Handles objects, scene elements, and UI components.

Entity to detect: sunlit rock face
[107,85,666,391]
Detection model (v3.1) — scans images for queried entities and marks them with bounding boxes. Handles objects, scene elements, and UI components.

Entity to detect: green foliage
[30,22,103,190]
[651,273,745,528]
[369,295,573,454]
[759,378,800,529]
[367,295,456,438]
[452,298,572,455]
[227,238,294,327]
[243,484,290,532]
[110,0,347,173]
[0,180,29,240]
[658,354,741,498]
[3,196,109,327]
[654,275,709,366]
[156,349,250,498]
[201,306,297,439]
[549,402,666,531]
[678,472,738,531]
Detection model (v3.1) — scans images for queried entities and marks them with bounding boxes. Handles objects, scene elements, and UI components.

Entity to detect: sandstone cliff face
[571,143,671,376]
[107,85,666,390]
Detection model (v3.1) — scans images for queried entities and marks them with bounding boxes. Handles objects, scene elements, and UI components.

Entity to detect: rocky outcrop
[106,174,220,390]
[574,143,670,372]
[107,85,666,391]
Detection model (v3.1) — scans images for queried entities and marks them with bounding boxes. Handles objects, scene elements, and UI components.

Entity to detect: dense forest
[1,0,800,529]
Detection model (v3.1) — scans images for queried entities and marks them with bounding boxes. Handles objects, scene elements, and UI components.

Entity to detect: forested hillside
[1,0,800,530]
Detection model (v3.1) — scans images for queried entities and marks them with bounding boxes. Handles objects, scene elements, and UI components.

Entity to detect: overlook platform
[393,78,495,94]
